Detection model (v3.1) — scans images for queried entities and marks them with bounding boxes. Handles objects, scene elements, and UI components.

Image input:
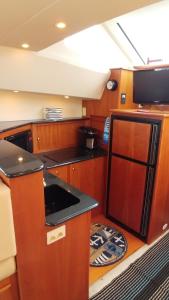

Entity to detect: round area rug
[90,223,128,267]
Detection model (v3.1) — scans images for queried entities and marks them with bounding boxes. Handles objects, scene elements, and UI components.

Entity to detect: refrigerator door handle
[149,124,160,166]
[140,167,155,237]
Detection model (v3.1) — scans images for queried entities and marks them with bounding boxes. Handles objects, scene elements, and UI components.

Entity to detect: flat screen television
[133,69,169,104]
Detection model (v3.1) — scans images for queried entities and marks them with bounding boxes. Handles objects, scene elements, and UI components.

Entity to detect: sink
[44,184,80,215]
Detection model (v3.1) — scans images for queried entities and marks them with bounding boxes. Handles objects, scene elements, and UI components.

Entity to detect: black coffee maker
[79,127,98,150]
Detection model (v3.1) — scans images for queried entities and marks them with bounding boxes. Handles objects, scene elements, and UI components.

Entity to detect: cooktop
[44,147,93,163]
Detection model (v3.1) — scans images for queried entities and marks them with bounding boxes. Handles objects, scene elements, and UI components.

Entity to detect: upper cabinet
[32,119,90,153]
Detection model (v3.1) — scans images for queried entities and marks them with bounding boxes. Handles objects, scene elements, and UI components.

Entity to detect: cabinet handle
[72,167,75,172]
[55,170,59,175]
[37,137,40,142]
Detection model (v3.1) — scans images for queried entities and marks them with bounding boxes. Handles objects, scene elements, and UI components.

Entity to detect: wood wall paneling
[32,119,90,153]
[147,118,169,243]
[83,69,136,117]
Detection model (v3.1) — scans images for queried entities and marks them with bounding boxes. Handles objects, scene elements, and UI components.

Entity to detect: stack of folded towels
[43,107,63,120]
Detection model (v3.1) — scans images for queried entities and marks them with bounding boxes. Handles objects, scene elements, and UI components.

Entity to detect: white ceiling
[0,0,161,51]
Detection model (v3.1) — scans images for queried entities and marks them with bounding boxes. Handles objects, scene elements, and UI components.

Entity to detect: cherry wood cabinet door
[112,119,151,163]
[33,123,59,152]
[69,157,106,216]
[108,156,147,233]
[47,165,68,183]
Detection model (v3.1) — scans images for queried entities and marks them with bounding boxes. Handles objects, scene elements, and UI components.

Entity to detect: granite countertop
[0,140,43,178]
[36,146,107,169]
[44,172,98,226]
[0,117,89,133]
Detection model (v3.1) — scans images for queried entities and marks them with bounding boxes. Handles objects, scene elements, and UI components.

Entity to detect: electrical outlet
[47,225,66,245]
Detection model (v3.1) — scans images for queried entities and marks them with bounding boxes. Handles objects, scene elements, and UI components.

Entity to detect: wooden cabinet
[0,275,19,300]
[107,110,169,243]
[32,119,89,153]
[33,123,59,152]
[47,165,68,182]
[48,157,106,216]
[1,171,91,300]
[69,158,106,216]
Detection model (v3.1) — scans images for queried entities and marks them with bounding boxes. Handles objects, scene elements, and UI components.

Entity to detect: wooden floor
[89,214,145,285]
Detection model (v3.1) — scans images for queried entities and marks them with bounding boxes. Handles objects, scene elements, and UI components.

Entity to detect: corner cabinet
[107,111,169,243]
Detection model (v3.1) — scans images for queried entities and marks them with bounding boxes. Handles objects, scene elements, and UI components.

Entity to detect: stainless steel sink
[44,184,80,215]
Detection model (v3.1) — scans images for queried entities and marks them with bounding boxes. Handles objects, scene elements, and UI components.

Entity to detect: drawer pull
[37,137,40,142]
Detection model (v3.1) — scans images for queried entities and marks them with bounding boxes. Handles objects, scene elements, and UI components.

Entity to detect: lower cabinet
[48,157,106,216]
[45,212,91,300]
[47,165,68,182]
[0,275,19,300]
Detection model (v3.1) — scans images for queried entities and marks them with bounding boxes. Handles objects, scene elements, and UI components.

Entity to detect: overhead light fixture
[64,95,70,99]
[18,156,24,162]
[21,43,30,49]
[56,22,66,29]
[13,90,19,93]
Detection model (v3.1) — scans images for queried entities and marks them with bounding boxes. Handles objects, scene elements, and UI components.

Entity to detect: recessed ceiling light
[21,43,30,49]
[56,22,66,29]
[18,156,24,162]
[13,90,19,93]
[64,95,70,99]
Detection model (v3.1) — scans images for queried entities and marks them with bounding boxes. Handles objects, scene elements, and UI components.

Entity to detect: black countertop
[44,172,98,226]
[36,147,106,169]
[0,117,89,133]
[0,141,100,225]
[0,140,43,178]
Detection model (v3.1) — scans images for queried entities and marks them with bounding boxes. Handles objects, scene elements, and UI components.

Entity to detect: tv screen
[133,69,169,104]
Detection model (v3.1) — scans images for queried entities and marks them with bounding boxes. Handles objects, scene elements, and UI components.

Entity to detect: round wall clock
[106,80,118,91]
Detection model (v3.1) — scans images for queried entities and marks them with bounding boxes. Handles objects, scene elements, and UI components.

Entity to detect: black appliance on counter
[5,130,33,153]
[79,126,98,150]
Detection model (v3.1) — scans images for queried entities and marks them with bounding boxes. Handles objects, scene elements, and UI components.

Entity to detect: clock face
[106,80,118,91]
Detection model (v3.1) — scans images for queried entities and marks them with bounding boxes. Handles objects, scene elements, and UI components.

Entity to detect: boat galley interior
[0,0,169,299]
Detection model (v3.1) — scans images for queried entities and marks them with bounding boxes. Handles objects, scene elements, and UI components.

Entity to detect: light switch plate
[121,93,126,104]
[47,225,66,245]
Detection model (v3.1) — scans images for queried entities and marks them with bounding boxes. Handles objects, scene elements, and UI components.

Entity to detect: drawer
[111,119,151,162]
[47,165,68,183]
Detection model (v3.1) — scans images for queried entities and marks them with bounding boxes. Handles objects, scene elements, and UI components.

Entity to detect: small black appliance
[79,126,98,150]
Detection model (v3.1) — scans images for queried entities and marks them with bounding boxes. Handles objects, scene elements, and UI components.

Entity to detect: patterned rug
[90,224,128,267]
[90,232,169,300]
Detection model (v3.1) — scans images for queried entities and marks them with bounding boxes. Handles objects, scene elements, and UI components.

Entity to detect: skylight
[38,0,169,72]
[38,25,131,73]
[105,0,169,66]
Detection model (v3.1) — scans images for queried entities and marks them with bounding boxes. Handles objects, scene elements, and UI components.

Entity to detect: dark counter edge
[0,140,44,178]
[0,117,90,133]
[44,172,98,226]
